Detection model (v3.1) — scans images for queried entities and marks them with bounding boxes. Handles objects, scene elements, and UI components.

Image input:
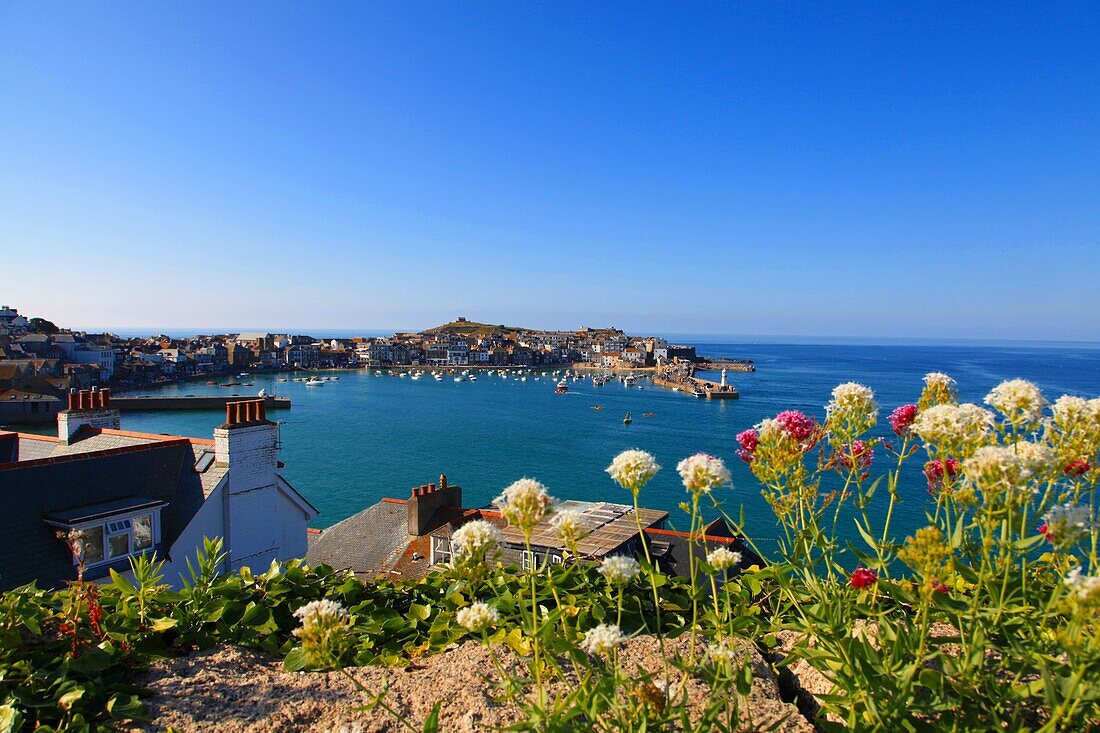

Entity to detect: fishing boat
[623,412,632,425]
[555,379,568,394]
[623,374,638,387]
[305,377,325,386]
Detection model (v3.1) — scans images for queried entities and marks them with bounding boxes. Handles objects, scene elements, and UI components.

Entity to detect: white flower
[706,639,739,666]
[292,599,349,634]
[552,509,586,549]
[495,478,556,532]
[920,372,959,406]
[451,520,502,564]
[1064,567,1100,604]
[676,453,731,495]
[985,379,1046,430]
[924,372,956,389]
[606,450,661,494]
[911,403,994,446]
[1010,440,1055,475]
[1052,395,1090,427]
[963,445,1038,499]
[826,382,878,437]
[1041,503,1091,549]
[456,602,500,633]
[580,623,626,656]
[598,555,640,586]
[706,547,742,571]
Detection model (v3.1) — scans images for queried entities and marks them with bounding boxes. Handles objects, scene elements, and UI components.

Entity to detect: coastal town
[1,308,749,425]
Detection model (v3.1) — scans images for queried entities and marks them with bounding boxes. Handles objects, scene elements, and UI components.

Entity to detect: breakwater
[111,395,291,412]
[652,375,739,399]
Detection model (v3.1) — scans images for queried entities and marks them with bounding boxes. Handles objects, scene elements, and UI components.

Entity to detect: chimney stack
[58,388,120,445]
[407,473,463,536]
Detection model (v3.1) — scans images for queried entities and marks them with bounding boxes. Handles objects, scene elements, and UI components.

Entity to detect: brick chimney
[58,387,120,445]
[407,473,462,536]
[214,399,280,572]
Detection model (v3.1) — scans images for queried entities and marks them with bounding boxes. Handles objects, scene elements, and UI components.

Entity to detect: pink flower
[1064,459,1091,477]
[888,404,918,437]
[736,429,758,463]
[849,567,877,590]
[838,440,874,471]
[923,458,960,495]
[774,410,817,444]
[1038,523,1054,543]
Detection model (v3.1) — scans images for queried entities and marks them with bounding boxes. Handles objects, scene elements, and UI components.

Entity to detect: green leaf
[58,687,84,711]
[150,616,178,632]
[110,569,138,595]
[107,693,148,722]
[283,647,309,671]
[422,701,441,733]
[407,603,431,622]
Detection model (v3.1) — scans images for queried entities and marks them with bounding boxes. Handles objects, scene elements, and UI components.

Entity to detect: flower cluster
[919,372,958,409]
[849,567,877,590]
[898,526,953,591]
[837,440,874,475]
[735,428,758,463]
[451,520,502,566]
[888,404,918,437]
[552,509,586,555]
[1049,395,1100,471]
[598,555,641,586]
[496,478,555,533]
[826,382,878,440]
[605,450,661,494]
[706,547,741,571]
[923,458,961,495]
[774,410,818,445]
[1065,459,1092,476]
[456,602,500,634]
[676,453,731,496]
[706,639,739,666]
[963,446,1041,504]
[1038,503,1091,549]
[1064,568,1100,605]
[985,379,1046,431]
[292,600,352,668]
[580,623,627,656]
[910,403,994,453]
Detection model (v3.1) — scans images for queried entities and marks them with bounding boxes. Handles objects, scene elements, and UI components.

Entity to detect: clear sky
[2,2,1098,341]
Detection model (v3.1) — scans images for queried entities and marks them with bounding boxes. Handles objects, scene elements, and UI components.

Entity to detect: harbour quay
[109,394,291,412]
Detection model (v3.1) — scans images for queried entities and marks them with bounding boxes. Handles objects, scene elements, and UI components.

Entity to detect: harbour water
[117,341,1100,550]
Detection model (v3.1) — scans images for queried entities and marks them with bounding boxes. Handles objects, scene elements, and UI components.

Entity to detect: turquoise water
[116,343,1100,549]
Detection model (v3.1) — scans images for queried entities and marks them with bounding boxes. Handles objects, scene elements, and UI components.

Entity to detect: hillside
[421,319,529,337]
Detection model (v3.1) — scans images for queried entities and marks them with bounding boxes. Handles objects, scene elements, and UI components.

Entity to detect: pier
[652,365,740,399]
[110,395,291,412]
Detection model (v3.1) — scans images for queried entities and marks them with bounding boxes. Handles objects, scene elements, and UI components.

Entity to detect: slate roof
[0,428,225,590]
[305,501,419,580]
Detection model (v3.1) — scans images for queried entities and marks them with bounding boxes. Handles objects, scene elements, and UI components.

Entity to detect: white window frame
[430,535,451,565]
[68,509,162,569]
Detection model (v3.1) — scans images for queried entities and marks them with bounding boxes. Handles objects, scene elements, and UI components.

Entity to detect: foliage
[27,317,59,335]
[1,376,1098,731]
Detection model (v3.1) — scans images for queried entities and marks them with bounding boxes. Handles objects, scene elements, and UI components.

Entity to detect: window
[68,511,159,568]
[430,536,451,565]
[82,526,105,565]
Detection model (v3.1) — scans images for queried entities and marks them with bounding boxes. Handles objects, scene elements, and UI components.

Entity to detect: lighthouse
[720,368,728,387]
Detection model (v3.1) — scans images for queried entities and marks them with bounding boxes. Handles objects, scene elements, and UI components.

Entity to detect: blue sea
[113,342,1100,552]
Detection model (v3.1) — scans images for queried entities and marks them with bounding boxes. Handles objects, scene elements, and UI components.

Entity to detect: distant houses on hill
[1,308,699,425]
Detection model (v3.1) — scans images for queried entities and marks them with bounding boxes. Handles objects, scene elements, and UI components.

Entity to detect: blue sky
[2,2,1098,341]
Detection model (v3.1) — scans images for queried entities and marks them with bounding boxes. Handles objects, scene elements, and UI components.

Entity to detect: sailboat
[623,411,632,425]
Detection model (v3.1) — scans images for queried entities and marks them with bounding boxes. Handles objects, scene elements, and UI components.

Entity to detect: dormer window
[44,498,166,571]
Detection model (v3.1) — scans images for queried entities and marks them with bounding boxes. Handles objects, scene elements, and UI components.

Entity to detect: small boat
[555,379,568,394]
[623,412,633,425]
[305,377,325,387]
[643,412,656,418]
[206,380,216,385]
[220,381,240,387]
[469,375,478,381]
[238,373,250,377]
[242,382,254,387]
[591,405,603,411]
[278,378,288,382]
[454,376,464,382]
